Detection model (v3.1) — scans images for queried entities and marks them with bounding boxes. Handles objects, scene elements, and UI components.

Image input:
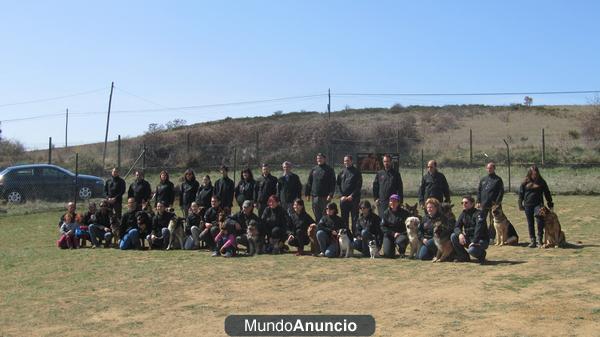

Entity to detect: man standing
[277,161,302,215]
[127,170,152,210]
[451,195,489,264]
[254,163,278,218]
[104,167,126,218]
[214,165,235,210]
[336,155,362,234]
[305,153,336,223]
[372,154,403,217]
[476,162,504,242]
[418,160,451,207]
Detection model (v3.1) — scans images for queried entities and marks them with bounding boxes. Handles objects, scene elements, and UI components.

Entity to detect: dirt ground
[1,195,599,337]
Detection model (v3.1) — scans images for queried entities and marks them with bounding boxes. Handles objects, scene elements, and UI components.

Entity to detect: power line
[0,87,108,108]
[333,90,600,97]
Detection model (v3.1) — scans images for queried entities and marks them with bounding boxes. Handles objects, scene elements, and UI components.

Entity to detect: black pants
[382,232,408,258]
[340,197,360,235]
[288,228,309,247]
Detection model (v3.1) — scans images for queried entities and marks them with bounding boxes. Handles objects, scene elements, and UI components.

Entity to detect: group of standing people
[57,153,554,264]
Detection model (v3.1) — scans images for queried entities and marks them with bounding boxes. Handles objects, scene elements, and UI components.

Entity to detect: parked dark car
[0,164,104,203]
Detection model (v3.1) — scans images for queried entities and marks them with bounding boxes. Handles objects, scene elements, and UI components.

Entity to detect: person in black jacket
[153,170,175,208]
[179,168,199,218]
[380,194,410,258]
[352,200,382,257]
[418,160,450,207]
[214,165,235,210]
[373,154,403,217]
[518,165,554,248]
[417,198,451,260]
[148,202,176,249]
[119,198,140,250]
[88,200,113,248]
[235,168,256,210]
[315,202,346,258]
[254,163,278,218]
[451,195,489,264]
[287,198,316,256]
[261,195,290,254]
[199,196,225,249]
[305,153,336,223]
[476,162,504,242]
[104,167,126,218]
[277,161,302,215]
[195,175,214,211]
[227,199,261,252]
[183,202,205,250]
[337,155,363,234]
[128,170,152,209]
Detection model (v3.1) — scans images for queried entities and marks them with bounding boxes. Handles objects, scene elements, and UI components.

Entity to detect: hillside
[9,104,599,174]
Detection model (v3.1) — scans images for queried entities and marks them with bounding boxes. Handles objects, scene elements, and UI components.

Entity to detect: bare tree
[524,96,533,107]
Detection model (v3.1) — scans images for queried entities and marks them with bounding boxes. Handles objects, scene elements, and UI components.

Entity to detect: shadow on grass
[482,260,527,266]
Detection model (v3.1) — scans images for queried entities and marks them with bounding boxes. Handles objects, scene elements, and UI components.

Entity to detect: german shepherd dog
[432,221,453,262]
[405,216,421,259]
[404,203,420,220]
[491,204,512,246]
[440,203,456,225]
[308,224,319,256]
[110,214,121,248]
[167,217,185,250]
[536,206,566,248]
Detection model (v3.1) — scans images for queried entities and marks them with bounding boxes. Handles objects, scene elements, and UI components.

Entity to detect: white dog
[405,216,421,259]
[338,229,353,258]
[368,240,378,259]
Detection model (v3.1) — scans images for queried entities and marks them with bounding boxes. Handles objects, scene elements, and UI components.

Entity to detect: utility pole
[65,108,68,148]
[102,82,115,169]
[327,88,331,120]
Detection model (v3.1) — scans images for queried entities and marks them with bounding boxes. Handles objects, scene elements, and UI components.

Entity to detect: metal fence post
[541,128,545,166]
[503,139,511,191]
[73,153,79,209]
[48,137,52,164]
[117,135,121,171]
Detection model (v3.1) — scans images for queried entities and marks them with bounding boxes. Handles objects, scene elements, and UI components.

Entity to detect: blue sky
[1,1,599,149]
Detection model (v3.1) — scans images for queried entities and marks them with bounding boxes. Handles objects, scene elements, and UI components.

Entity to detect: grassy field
[1,194,599,337]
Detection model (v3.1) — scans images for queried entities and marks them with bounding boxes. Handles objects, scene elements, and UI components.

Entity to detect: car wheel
[78,186,93,199]
[6,190,25,204]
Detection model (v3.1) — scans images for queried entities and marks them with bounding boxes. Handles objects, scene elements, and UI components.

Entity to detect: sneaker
[211,251,220,257]
[528,241,537,248]
[318,252,324,257]
[223,251,232,258]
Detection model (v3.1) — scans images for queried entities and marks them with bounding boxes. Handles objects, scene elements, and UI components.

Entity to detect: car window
[40,168,69,178]
[10,168,34,177]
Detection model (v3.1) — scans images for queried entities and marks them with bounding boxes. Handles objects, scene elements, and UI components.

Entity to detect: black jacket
[356,212,382,242]
[419,212,450,241]
[317,214,345,235]
[235,179,256,207]
[336,165,362,199]
[195,184,214,209]
[180,179,199,210]
[277,173,302,206]
[214,177,235,208]
[151,211,176,236]
[261,206,290,233]
[228,210,261,236]
[185,211,204,235]
[373,169,403,204]
[518,178,553,208]
[418,171,450,204]
[128,179,152,205]
[104,176,126,202]
[381,206,410,235]
[93,209,112,228]
[289,211,315,235]
[477,173,504,209]
[119,210,138,238]
[255,174,278,204]
[305,164,336,198]
[204,206,224,225]
[154,180,175,207]
[454,208,486,243]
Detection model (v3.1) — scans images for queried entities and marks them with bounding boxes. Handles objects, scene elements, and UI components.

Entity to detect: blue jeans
[352,229,372,257]
[316,230,338,257]
[451,233,489,262]
[89,224,113,247]
[524,205,544,242]
[119,229,140,250]
[417,238,437,260]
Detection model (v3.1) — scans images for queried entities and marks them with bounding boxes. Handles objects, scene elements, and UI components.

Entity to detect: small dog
[405,216,421,259]
[536,206,566,248]
[110,215,121,247]
[368,240,378,259]
[491,204,512,246]
[432,221,453,262]
[167,217,185,250]
[338,228,352,258]
[308,224,318,256]
[246,221,259,256]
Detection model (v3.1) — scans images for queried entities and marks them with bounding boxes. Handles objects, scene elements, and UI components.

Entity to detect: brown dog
[491,204,512,246]
[404,203,420,218]
[440,203,456,224]
[432,221,453,262]
[536,206,566,248]
[308,224,318,256]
